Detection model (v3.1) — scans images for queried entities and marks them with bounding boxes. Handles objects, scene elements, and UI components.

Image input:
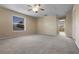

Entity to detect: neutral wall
[72,5,79,48]
[0,7,58,38]
[37,16,57,35]
[65,10,72,38]
[0,7,36,39]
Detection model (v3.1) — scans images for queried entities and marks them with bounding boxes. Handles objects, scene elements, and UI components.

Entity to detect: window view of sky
[13,16,24,24]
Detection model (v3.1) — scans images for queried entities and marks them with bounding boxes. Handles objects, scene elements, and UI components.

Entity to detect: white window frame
[12,15,26,32]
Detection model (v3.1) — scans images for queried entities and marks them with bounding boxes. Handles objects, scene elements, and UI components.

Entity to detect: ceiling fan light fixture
[27,4,44,13]
[32,7,39,12]
[32,4,40,13]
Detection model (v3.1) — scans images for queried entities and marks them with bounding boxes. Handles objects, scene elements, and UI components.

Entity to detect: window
[13,16,25,31]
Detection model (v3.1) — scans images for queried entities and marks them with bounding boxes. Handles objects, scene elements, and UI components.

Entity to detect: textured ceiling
[0,4,73,18]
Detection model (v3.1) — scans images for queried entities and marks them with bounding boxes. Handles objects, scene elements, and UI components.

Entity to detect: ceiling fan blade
[35,11,38,13]
[44,14,47,16]
[34,4,40,6]
[40,8,45,11]
[38,4,41,6]
[27,9,32,11]
[27,5,32,7]
[34,4,37,6]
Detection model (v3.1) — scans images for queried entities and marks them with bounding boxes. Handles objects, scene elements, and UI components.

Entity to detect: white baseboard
[0,37,11,39]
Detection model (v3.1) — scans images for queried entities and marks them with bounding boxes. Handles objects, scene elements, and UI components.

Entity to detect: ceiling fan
[27,4,45,13]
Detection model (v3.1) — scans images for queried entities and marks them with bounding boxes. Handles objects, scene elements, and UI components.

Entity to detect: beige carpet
[0,35,79,54]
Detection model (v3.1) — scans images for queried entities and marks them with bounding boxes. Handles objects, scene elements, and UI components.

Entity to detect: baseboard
[37,34,57,36]
[0,34,37,40]
[0,36,14,40]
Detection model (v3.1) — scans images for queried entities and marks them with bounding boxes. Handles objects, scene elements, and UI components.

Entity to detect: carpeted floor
[0,35,79,54]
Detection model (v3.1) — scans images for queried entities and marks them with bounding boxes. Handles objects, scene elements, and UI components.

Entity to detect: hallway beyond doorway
[59,32,66,36]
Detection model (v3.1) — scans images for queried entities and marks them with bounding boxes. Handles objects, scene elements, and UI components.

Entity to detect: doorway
[58,19,66,36]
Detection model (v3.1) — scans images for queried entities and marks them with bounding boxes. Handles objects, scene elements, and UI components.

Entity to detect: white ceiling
[0,4,73,18]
